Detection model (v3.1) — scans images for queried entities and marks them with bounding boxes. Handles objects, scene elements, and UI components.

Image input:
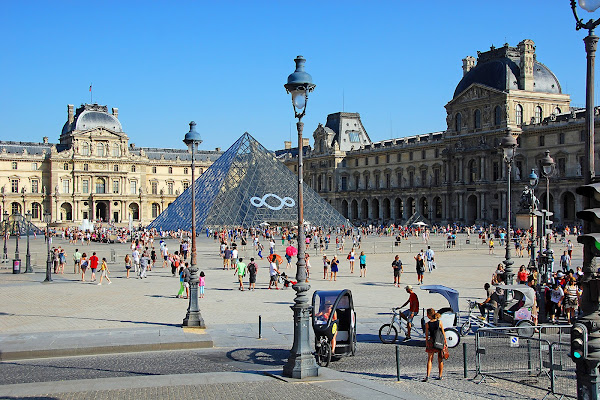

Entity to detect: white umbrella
[412,221,427,226]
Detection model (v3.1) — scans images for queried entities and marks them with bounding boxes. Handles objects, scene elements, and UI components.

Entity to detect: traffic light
[576,183,600,256]
[571,322,588,361]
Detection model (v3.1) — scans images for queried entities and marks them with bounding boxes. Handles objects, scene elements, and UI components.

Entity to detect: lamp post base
[25,254,32,273]
[283,303,319,379]
[182,282,205,328]
[44,258,53,282]
[182,312,206,328]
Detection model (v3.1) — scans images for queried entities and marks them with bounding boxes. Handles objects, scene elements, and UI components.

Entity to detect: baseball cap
[405,285,413,290]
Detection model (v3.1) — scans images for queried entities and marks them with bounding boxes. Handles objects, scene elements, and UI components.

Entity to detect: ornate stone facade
[281,40,591,228]
[0,104,221,228]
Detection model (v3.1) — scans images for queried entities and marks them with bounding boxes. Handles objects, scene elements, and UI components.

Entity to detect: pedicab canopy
[497,284,535,308]
[420,285,460,314]
[312,289,354,323]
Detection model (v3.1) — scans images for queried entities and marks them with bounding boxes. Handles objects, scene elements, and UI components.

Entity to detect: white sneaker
[108,282,112,285]
[97,283,102,285]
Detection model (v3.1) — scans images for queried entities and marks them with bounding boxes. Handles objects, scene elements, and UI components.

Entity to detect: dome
[74,110,122,132]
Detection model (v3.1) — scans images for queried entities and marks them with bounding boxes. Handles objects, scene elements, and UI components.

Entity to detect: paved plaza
[0,232,580,399]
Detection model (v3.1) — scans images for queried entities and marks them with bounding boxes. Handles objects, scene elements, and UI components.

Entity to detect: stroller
[278,272,297,288]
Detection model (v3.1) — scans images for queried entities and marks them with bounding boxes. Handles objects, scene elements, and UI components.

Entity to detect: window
[515,161,523,180]
[113,180,120,194]
[112,143,120,157]
[581,130,586,142]
[435,148,439,158]
[31,180,38,193]
[11,203,20,215]
[11,162,17,170]
[385,173,391,188]
[364,175,369,189]
[474,109,481,129]
[82,142,90,155]
[31,203,40,219]
[409,171,414,187]
[434,170,440,186]
[409,152,413,161]
[130,180,137,195]
[97,143,105,157]
[535,106,543,124]
[348,131,360,143]
[515,104,523,125]
[183,182,189,191]
[493,162,500,181]
[365,157,369,166]
[168,182,173,195]
[558,158,566,176]
[62,180,70,194]
[113,165,119,172]
[539,135,545,147]
[386,154,390,163]
[152,166,157,174]
[31,163,37,171]
[63,163,69,171]
[375,156,379,165]
[328,177,332,191]
[341,159,347,168]
[11,179,18,193]
[82,180,89,194]
[397,173,402,187]
[559,132,565,145]
[494,106,502,126]
[341,176,348,191]
[455,113,462,132]
[151,182,158,195]
[354,176,359,189]
[397,154,401,162]
[95,178,105,194]
[468,160,477,183]
[422,150,426,159]
[421,170,427,186]
[152,203,160,218]
[184,167,188,174]
[168,167,173,174]
[131,165,136,173]
[374,174,380,189]
[354,159,358,167]
[83,163,88,171]
[317,176,322,192]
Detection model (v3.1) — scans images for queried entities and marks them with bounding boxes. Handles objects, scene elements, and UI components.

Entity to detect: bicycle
[379,307,422,344]
[461,299,535,337]
[315,335,332,367]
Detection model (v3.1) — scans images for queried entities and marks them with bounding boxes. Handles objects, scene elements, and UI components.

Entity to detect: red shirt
[409,292,419,313]
[89,255,99,269]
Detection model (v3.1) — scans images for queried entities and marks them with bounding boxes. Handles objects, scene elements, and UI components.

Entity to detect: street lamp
[2,211,8,262]
[540,150,555,280]
[527,169,539,271]
[24,211,32,273]
[282,55,318,379]
[182,121,205,329]
[570,2,600,397]
[12,212,22,274]
[43,212,52,282]
[501,130,518,285]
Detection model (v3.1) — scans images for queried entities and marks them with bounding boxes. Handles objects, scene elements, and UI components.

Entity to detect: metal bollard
[463,342,468,378]
[396,345,401,381]
[258,315,262,339]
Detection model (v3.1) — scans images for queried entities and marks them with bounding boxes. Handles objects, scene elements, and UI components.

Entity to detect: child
[124,254,131,279]
[98,257,111,285]
[199,271,206,298]
[176,265,185,298]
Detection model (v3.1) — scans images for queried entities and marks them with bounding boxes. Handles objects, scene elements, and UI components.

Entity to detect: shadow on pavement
[226,347,288,367]
[10,313,180,328]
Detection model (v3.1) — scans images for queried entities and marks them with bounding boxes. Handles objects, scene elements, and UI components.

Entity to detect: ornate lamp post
[12,212,22,273]
[24,211,32,273]
[43,212,52,282]
[282,55,319,379]
[2,211,8,262]
[501,130,518,285]
[182,121,205,329]
[527,169,539,271]
[540,150,555,283]
[570,2,600,397]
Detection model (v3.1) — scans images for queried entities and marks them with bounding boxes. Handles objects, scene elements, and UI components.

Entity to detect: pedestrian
[161,244,169,267]
[58,247,66,274]
[549,283,564,323]
[348,248,355,274]
[73,248,82,274]
[322,254,330,279]
[359,251,367,277]
[176,265,186,298]
[89,252,99,281]
[330,256,339,281]
[199,271,205,298]
[97,257,111,285]
[425,246,435,272]
[235,257,247,291]
[422,308,447,382]
[139,252,149,278]
[305,253,311,281]
[269,257,280,290]
[80,253,88,282]
[150,249,157,269]
[124,254,132,278]
[223,246,232,270]
[399,285,419,341]
[132,248,140,274]
[247,258,257,291]
[415,253,425,285]
[257,242,264,260]
[489,238,494,255]
[392,255,403,287]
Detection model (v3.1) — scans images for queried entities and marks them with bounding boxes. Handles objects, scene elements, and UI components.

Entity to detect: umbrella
[268,254,283,264]
[286,246,298,257]
[412,221,427,226]
[259,222,270,226]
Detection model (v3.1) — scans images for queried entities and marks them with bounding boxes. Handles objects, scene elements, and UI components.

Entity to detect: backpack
[248,262,257,274]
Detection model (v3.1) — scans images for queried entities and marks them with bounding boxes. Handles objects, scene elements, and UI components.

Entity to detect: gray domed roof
[74,110,122,132]
[453,59,562,99]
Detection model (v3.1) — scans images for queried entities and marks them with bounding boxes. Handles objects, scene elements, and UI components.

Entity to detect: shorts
[184,282,190,288]
[393,269,400,278]
[125,265,131,270]
[249,274,256,283]
[270,274,278,283]
[164,256,168,260]
[331,265,338,273]
[360,264,366,269]
[402,309,415,323]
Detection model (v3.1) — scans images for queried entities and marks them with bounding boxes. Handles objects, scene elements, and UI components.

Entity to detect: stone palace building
[0,103,221,228]
[280,39,591,229]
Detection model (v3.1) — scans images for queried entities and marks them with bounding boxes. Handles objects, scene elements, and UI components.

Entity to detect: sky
[0,1,597,152]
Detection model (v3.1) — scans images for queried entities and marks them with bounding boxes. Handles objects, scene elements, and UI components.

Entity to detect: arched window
[63,163,69,171]
[113,165,119,172]
[535,106,542,124]
[112,143,120,157]
[11,202,20,215]
[95,178,105,194]
[131,165,136,173]
[455,113,462,132]
[474,109,481,129]
[97,143,104,157]
[515,104,523,125]
[468,159,477,183]
[168,167,173,174]
[494,105,502,126]
[152,166,157,174]
[152,203,160,218]
[82,142,90,155]
[31,202,41,219]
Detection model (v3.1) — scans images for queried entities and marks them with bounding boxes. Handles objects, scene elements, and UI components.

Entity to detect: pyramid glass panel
[148,133,351,230]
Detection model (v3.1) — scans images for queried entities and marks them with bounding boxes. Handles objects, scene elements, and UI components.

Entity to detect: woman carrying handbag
[423,308,448,382]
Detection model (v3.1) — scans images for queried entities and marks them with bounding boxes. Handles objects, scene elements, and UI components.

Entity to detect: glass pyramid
[148,132,351,231]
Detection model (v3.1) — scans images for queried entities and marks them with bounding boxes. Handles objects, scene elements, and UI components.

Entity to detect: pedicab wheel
[444,328,460,349]
[351,331,357,356]
[459,321,471,336]
[316,341,332,367]
[516,320,535,338]
[378,324,398,344]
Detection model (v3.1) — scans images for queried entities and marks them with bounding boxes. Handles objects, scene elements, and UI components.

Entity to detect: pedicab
[419,285,461,348]
[312,289,357,367]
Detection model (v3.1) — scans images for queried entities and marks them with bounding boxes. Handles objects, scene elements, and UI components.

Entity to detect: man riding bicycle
[399,285,419,341]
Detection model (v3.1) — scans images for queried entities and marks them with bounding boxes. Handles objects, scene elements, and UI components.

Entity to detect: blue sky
[0,1,595,152]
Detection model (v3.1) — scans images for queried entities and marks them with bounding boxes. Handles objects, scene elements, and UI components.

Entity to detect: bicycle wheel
[516,320,535,338]
[378,324,398,344]
[351,330,357,356]
[316,341,332,367]
[444,328,460,348]
[459,320,471,336]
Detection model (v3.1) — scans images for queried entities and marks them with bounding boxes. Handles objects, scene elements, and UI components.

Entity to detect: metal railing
[475,325,575,399]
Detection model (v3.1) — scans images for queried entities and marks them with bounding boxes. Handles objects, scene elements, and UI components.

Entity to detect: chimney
[302,138,310,147]
[215,147,221,152]
[518,39,535,91]
[462,56,476,76]
[112,107,119,119]
[68,104,74,124]
[284,141,292,150]
[43,137,49,144]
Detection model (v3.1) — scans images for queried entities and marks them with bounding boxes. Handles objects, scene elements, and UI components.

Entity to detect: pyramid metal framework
[148,132,351,231]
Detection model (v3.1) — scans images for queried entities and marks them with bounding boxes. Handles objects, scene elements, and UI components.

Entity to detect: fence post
[527,341,532,374]
[475,331,481,377]
[258,315,262,339]
[396,345,401,381]
[463,342,468,378]
[549,343,556,396]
